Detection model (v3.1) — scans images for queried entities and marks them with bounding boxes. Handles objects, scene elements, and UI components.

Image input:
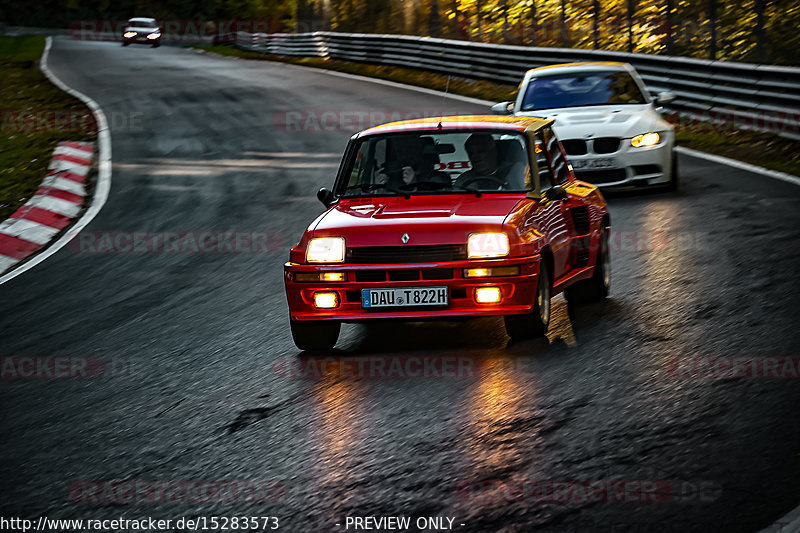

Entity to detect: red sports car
[284,115,611,350]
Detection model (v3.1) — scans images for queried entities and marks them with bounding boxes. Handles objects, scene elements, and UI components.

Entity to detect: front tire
[504,259,551,341]
[290,320,340,351]
[565,230,610,303]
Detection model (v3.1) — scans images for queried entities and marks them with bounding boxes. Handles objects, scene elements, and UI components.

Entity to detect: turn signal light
[464,266,520,278]
[296,272,346,282]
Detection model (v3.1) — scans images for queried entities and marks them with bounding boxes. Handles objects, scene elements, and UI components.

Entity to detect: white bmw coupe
[493,62,677,190]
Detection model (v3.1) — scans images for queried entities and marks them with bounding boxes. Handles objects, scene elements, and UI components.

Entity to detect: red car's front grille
[346,245,467,264]
[354,268,455,282]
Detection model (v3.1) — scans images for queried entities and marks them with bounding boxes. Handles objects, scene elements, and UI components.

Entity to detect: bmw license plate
[571,157,617,170]
[362,287,448,308]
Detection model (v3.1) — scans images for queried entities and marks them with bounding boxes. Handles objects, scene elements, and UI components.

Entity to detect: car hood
[516,104,664,140]
[312,194,525,247]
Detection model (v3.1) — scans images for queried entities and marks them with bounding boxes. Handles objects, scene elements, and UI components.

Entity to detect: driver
[455,133,526,189]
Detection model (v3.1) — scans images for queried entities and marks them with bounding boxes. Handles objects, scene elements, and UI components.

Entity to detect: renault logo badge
[401,233,410,244]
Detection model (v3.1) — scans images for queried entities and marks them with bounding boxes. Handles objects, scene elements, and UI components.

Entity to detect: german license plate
[361,287,448,308]
[571,157,617,170]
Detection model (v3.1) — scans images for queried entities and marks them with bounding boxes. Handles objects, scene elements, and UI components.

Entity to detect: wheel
[152,42,161,48]
[122,42,130,46]
[565,230,610,303]
[290,320,340,351]
[504,259,551,340]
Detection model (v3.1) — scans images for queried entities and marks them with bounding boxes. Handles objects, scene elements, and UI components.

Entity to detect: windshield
[339,131,531,197]
[521,70,646,111]
[128,19,157,28]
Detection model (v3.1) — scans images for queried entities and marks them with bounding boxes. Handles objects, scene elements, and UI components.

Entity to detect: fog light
[475,287,502,304]
[313,292,339,309]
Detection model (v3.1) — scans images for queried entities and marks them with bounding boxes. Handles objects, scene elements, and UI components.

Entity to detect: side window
[534,131,555,191]
[542,126,569,185]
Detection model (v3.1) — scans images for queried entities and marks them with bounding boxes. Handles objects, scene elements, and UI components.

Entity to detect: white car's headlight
[306,237,345,263]
[146,32,161,39]
[631,132,661,148]
[468,232,510,259]
[123,31,137,38]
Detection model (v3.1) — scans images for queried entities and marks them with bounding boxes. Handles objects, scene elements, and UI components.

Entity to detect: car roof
[128,18,157,24]
[357,115,551,138]
[525,61,631,77]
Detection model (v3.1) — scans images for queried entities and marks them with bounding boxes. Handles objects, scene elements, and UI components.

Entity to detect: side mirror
[317,187,334,207]
[543,185,568,202]
[655,91,676,106]
[491,101,515,115]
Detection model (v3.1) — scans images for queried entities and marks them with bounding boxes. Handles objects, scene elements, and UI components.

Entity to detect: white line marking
[0,255,18,272]
[0,36,112,284]
[53,145,95,159]
[675,146,800,187]
[26,195,82,218]
[45,176,86,196]
[0,218,60,245]
[48,158,90,176]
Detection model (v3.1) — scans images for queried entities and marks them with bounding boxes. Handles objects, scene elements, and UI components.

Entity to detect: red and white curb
[0,36,111,285]
[0,141,93,274]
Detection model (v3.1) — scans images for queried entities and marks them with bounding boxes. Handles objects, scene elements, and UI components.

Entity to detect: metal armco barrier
[235,31,800,136]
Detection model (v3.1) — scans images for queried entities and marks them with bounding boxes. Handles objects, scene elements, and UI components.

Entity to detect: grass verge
[0,35,97,221]
[193,43,800,177]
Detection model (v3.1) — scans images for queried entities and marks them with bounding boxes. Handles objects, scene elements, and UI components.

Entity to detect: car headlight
[631,132,661,148]
[146,32,161,39]
[123,32,137,38]
[306,237,345,263]
[468,232,510,259]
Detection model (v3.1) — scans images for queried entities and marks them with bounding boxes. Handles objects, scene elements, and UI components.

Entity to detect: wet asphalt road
[1,37,799,533]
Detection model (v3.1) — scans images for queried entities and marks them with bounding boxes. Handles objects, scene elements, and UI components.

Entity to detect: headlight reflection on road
[462,358,536,473]
[310,377,368,492]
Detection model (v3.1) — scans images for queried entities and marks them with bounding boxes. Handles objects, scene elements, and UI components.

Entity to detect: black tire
[504,259,551,341]
[122,42,130,46]
[152,42,160,48]
[290,320,340,351]
[565,230,610,303]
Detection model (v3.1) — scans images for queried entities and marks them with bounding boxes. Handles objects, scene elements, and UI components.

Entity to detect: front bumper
[284,256,541,322]
[569,136,673,189]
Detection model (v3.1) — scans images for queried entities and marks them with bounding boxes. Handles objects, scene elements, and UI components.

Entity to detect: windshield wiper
[345,183,410,199]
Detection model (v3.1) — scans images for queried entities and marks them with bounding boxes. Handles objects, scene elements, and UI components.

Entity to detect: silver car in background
[122,18,161,47]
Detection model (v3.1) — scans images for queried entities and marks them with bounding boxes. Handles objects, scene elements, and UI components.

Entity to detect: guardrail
[235,31,800,137]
